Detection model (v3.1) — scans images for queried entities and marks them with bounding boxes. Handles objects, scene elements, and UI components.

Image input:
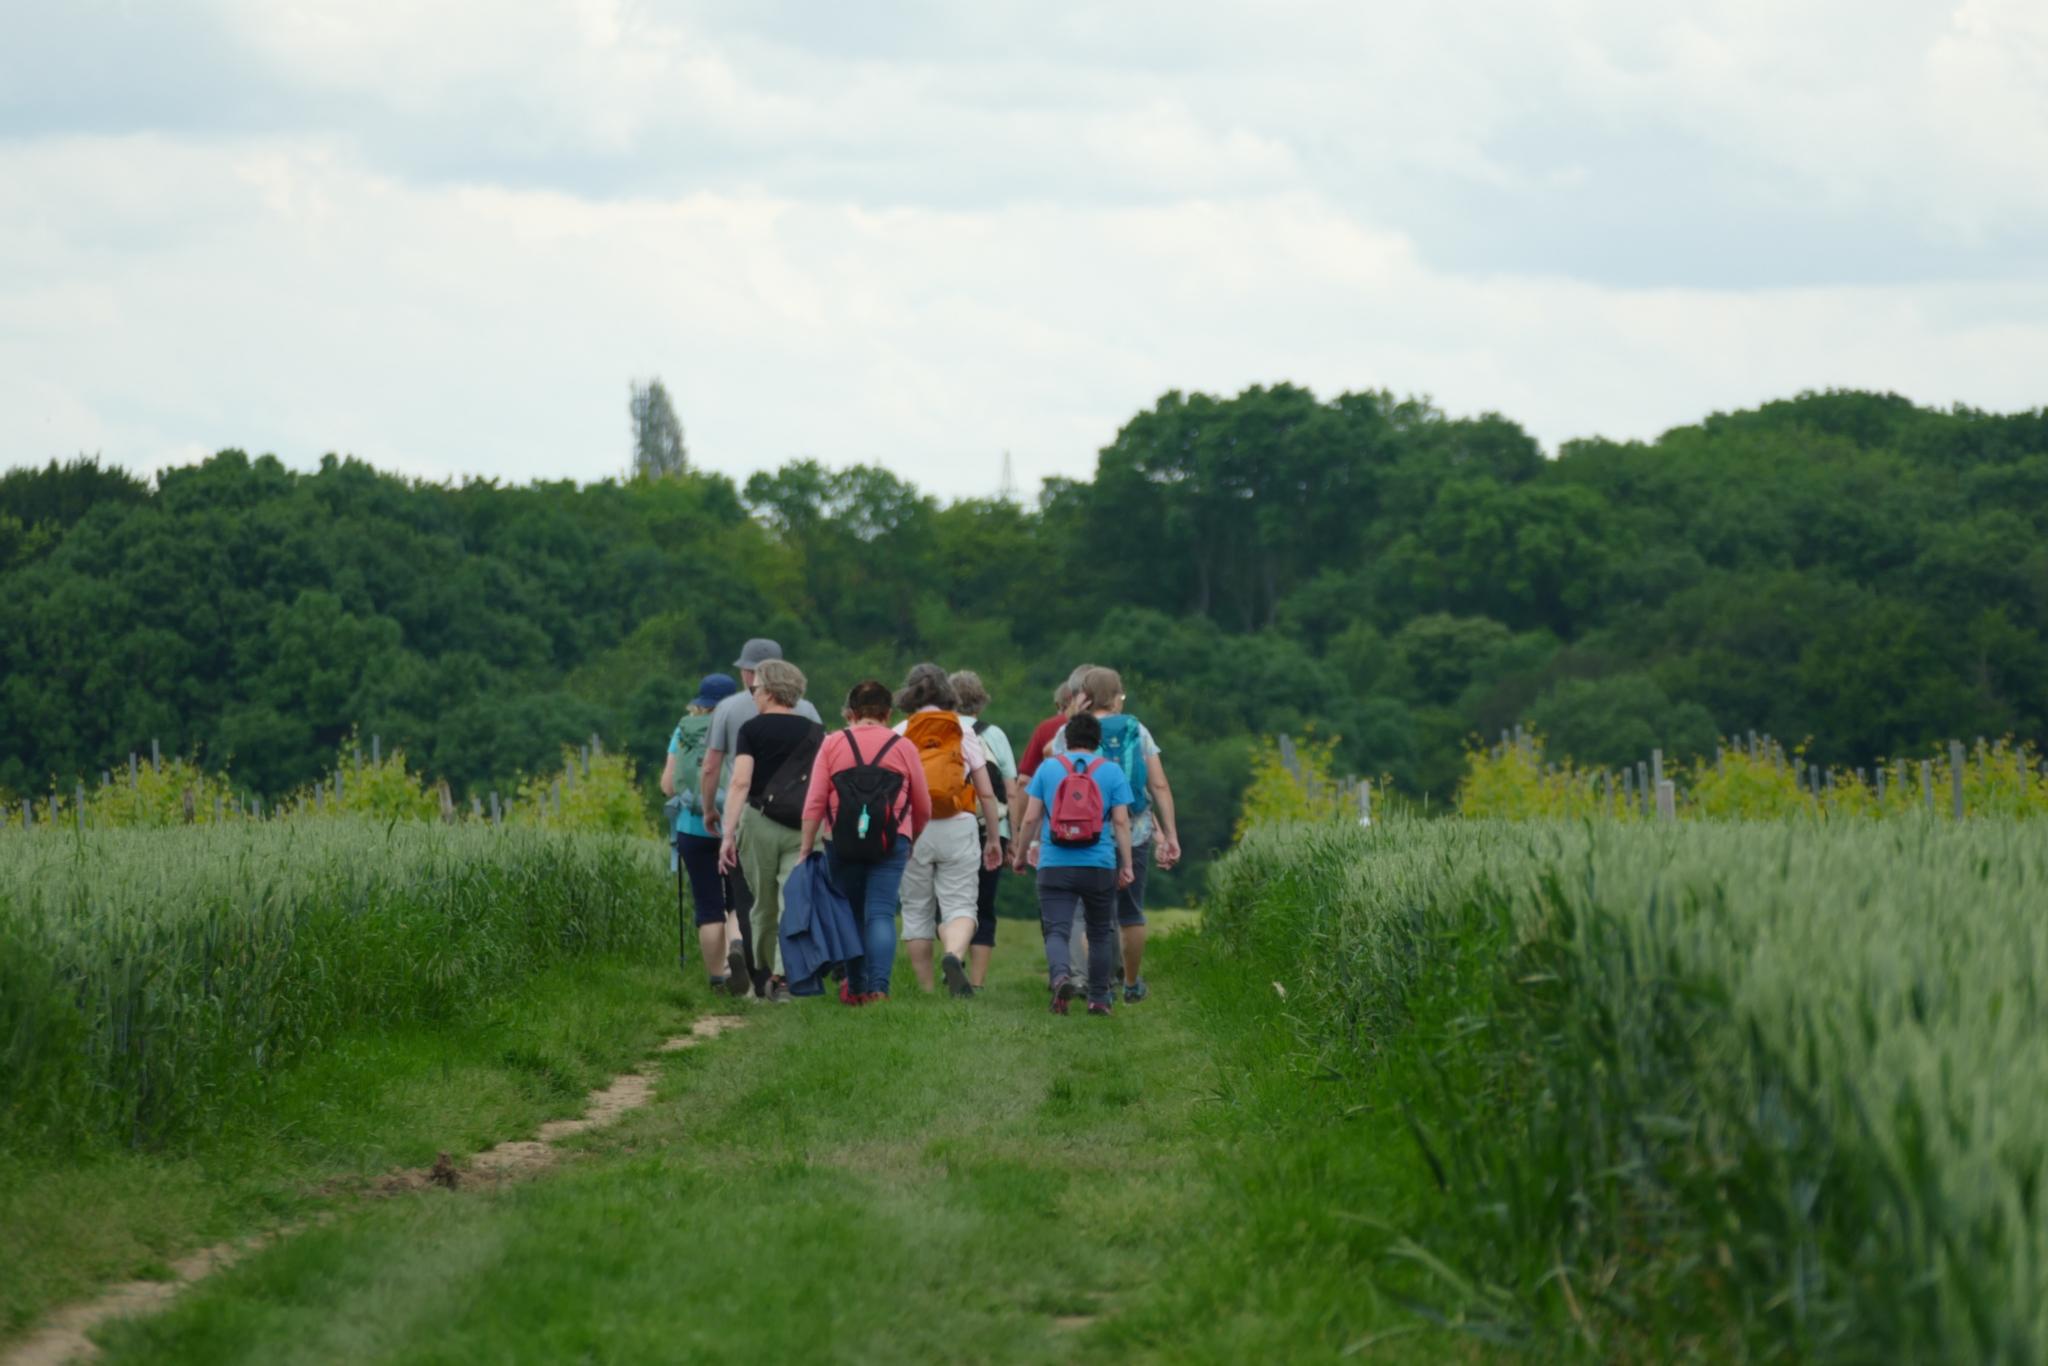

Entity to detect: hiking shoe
[725,942,749,993]
[839,977,858,1006]
[708,974,731,993]
[859,991,889,1005]
[1087,1001,1113,1017]
[770,977,795,1004]
[941,952,974,999]
[1050,974,1077,1015]
[1123,978,1149,1004]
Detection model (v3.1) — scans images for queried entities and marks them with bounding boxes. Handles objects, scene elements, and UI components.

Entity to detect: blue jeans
[828,841,912,995]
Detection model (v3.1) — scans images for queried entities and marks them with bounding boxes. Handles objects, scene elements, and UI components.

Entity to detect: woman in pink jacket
[798,679,931,1003]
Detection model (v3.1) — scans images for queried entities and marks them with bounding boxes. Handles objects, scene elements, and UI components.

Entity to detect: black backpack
[831,730,908,863]
[752,723,824,829]
[972,718,1008,805]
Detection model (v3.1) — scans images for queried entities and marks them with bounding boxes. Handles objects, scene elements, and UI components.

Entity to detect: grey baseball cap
[734,637,783,671]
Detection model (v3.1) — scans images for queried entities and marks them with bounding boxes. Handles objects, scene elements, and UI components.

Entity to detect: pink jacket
[801,725,932,841]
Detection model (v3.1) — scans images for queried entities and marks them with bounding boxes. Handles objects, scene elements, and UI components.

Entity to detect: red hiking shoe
[1049,974,1077,1015]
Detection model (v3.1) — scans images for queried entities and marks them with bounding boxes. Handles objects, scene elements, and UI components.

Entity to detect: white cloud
[2,134,2042,502]
[0,2,2043,496]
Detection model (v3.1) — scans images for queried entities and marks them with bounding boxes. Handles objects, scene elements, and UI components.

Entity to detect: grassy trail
[91,916,1355,1363]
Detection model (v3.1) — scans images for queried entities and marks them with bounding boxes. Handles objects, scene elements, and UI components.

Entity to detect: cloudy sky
[3,1,2045,499]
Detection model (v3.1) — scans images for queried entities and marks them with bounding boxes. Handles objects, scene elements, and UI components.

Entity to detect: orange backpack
[905,711,978,820]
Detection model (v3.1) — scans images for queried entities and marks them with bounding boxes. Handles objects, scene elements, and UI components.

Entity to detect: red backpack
[1048,755,1106,847]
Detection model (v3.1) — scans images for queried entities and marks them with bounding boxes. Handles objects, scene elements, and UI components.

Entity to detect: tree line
[3,384,2044,889]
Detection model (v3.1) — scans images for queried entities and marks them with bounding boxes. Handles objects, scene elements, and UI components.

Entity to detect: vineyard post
[372,734,381,765]
[315,781,325,813]
[590,732,603,758]
[471,794,483,821]
[101,770,111,788]
[335,766,345,803]
[1875,766,1885,804]
[1747,729,1760,761]
[438,782,455,824]
[1357,778,1372,827]
[490,791,503,827]
[20,800,29,830]
[150,738,160,771]
[1651,748,1665,795]
[254,794,263,820]
[1656,780,1676,822]
[1635,760,1650,815]
[47,794,59,826]
[129,752,138,788]
[1920,760,1934,813]
[1949,740,1965,819]
[75,783,85,832]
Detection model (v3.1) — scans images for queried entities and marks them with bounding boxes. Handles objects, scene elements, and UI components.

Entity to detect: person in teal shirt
[661,673,748,995]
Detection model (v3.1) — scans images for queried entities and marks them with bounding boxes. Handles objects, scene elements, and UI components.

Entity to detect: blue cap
[692,673,739,709]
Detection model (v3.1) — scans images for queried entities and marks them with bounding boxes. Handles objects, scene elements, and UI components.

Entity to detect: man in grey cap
[700,637,823,994]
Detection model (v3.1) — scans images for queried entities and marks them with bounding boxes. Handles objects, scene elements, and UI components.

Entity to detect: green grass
[85,929,1469,1365]
[0,820,694,1342]
[1201,816,2048,1360]
[1,821,671,1151]
[43,818,2039,1360]
[0,955,697,1341]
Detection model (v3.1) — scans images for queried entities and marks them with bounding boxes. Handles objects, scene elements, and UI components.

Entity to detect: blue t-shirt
[1027,750,1134,870]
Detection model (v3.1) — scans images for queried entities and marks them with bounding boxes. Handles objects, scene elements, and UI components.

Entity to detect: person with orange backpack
[1009,710,1135,1016]
[891,662,1005,997]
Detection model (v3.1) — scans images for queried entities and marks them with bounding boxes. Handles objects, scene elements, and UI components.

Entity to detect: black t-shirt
[737,713,822,793]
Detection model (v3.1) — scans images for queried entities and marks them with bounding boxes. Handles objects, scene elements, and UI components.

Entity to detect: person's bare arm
[798,816,822,861]
[717,756,755,871]
[1112,807,1134,888]
[972,766,1003,870]
[699,746,725,834]
[1146,755,1180,867]
[659,751,677,798]
[1010,795,1045,872]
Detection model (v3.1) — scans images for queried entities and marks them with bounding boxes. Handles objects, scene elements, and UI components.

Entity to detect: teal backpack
[667,713,716,823]
[1097,715,1150,818]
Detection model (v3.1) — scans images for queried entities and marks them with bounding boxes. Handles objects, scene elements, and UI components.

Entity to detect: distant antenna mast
[997,450,1017,503]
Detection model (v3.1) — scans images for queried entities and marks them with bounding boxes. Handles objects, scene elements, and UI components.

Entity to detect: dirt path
[1,1015,746,1366]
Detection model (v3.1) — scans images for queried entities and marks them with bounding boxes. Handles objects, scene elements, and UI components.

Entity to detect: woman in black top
[718,659,822,1001]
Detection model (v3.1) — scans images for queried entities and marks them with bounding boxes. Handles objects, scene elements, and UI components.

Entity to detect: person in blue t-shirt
[1009,711,1134,1015]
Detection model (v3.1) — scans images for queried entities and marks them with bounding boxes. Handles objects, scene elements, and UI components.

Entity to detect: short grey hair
[754,658,807,708]
[948,670,990,716]
[894,661,957,714]
[1065,662,1098,694]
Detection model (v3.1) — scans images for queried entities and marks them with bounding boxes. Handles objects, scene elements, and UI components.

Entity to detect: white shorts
[899,816,983,940]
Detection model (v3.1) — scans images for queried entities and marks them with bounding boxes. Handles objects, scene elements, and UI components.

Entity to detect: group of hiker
[659,638,1181,1015]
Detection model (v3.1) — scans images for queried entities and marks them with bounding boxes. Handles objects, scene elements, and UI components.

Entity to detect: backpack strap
[844,728,866,766]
